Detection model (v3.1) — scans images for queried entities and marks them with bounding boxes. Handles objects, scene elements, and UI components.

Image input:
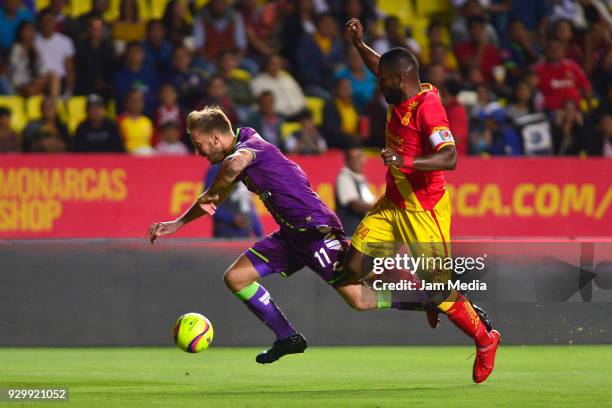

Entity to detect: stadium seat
[377,0,416,25]
[0,96,27,132]
[229,68,252,82]
[36,0,73,14]
[305,97,325,127]
[281,122,301,141]
[104,0,150,22]
[404,17,431,53]
[25,95,44,120]
[194,0,212,12]
[25,96,69,124]
[415,0,452,19]
[70,0,93,17]
[150,0,171,19]
[66,96,88,134]
[35,0,50,10]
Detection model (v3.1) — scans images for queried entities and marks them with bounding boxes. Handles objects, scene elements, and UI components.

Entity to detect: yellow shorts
[351,191,452,283]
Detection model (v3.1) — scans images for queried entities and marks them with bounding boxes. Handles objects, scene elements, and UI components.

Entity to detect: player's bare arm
[346,18,380,75]
[147,149,254,243]
[381,145,457,172]
[199,149,254,206]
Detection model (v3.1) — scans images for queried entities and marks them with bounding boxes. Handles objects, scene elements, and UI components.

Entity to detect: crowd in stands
[0,0,610,156]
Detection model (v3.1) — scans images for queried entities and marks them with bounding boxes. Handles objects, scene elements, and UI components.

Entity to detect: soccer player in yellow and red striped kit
[339,19,501,383]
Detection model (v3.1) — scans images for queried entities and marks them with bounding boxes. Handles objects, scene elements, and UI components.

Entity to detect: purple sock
[234,282,297,340]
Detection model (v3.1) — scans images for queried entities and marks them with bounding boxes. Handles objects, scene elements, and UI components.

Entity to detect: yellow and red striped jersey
[385,83,455,211]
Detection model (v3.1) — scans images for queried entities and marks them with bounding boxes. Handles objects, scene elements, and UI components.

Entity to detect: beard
[382,86,405,105]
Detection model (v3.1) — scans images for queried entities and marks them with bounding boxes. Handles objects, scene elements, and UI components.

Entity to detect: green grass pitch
[1,346,611,407]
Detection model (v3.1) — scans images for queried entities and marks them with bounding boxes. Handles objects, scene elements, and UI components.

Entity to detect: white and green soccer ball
[173,313,214,353]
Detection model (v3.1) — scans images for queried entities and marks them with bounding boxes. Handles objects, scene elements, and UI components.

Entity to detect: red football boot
[425,307,439,329]
[472,329,501,383]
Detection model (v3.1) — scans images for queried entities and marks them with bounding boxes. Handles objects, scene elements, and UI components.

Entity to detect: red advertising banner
[0,153,610,238]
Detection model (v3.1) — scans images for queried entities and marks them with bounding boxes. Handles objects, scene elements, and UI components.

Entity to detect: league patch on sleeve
[429,127,455,149]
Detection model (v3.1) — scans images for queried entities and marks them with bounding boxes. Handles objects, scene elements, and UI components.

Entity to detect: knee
[223,268,253,293]
[343,296,369,312]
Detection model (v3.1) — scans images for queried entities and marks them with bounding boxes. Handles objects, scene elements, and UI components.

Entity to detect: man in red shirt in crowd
[454,16,501,83]
[443,79,469,155]
[532,39,592,111]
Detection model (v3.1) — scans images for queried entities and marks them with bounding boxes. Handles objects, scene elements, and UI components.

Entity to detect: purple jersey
[233,127,343,233]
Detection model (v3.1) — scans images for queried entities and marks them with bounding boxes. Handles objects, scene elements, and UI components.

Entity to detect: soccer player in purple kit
[147,107,426,363]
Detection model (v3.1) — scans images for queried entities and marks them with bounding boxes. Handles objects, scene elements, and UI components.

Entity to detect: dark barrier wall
[1,240,611,346]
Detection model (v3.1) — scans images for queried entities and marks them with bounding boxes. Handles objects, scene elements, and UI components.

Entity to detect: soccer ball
[173,313,214,353]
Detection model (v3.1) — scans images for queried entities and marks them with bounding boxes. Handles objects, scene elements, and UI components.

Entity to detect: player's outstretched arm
[198,149,254,207]
[381,145,457,172]
[346,18,380,75]
[147,149,254,243]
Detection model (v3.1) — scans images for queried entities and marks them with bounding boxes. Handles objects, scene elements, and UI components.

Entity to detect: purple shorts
[245,227,349,285]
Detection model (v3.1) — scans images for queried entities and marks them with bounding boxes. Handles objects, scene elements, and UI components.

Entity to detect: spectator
[322,78,360,148]
[162,0,192,47]
[0,0,34,52]
[285,109,327,155]
[74,18,115,99]
[218,50,254,120]
[296,12,344,98]
[155,121,189,155]
[198,75,239,124]
[143,19,173,78]
[470,107,521,155]
[332,0,377,35]
[118,89,154,155]
[68,0,110,42]
[0,55,12,95]
[585,20,612,76]
[335,146,375,235]
[114,41,160,116]
[532,39,592,112]
[443,79,469,156]
[281,0,317,72]
[501,19,539,82]
[154,83,184,146]
[238,0,279,61]
[9,21,59,97]
[552,19,583,66]
[74,94,123,152]
[35,8,75,96]
[575,0,612,30]
[334,46,377,112]
[166,46,208,111]
[552,99,588,155]
[250,54,307,119]
[509,0,549,37]
[506,80,538,125]
[112,0,146,42]
[427,64,448,89]
[363,88,387,148]
[451,0,499,46]
[193,0,247,61]
[455,16,502,83]
[427,42,460,75]
[205,163,263,238]
[372,15,421,58]
[43,0,71,34]
[601,113,612,157]
[247,91,284,149]
[422,22,459,72]
[22,96,69,152]
[0,107,19,152]
[592,47,611,99]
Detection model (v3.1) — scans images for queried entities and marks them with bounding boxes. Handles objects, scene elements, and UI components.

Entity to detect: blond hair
[186,106,232,135]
